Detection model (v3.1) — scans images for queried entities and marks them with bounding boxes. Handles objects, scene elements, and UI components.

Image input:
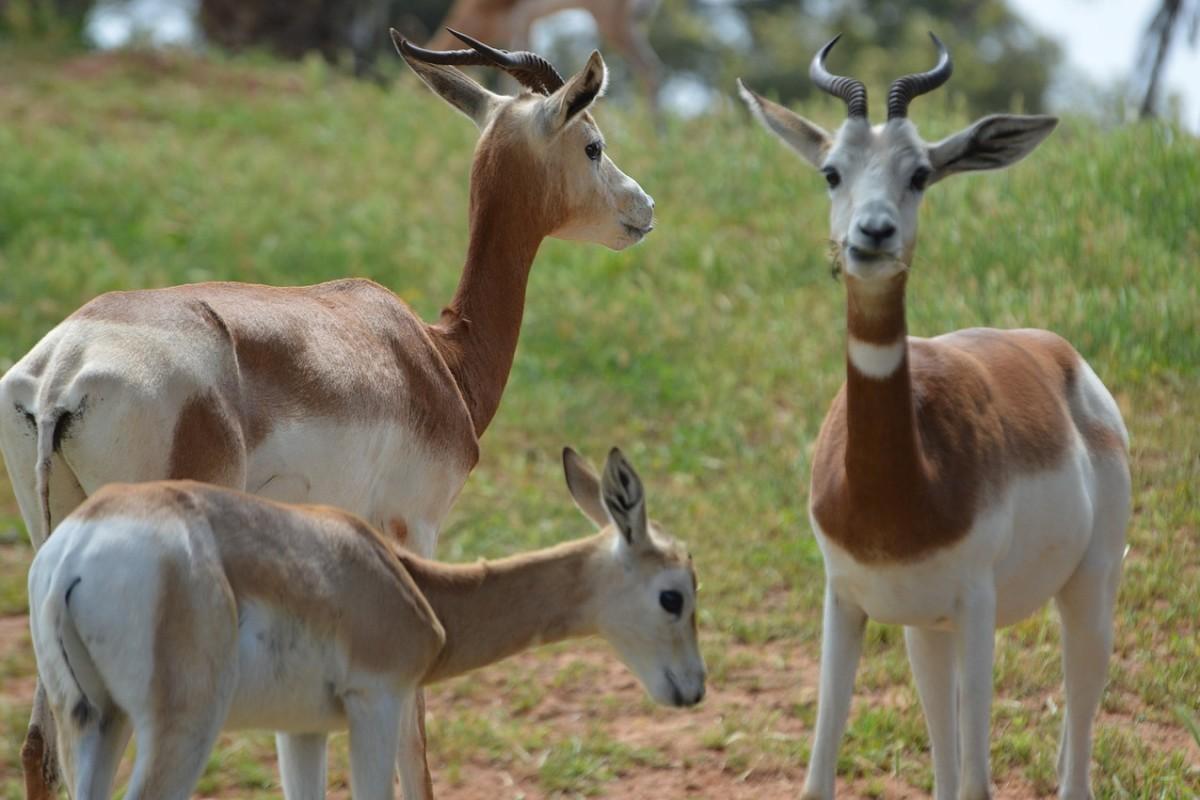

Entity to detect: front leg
[801,584,867,800]
[905,626,959,800]
[276,732,328,800]
[396,689,434,800]
[345,690,402,800]
[955,586,997,800]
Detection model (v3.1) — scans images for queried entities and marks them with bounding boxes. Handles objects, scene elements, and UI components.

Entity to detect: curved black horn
[448,28,565,95]
[887,32,953,120]
[389,28,565,96]
[809,34,868,119]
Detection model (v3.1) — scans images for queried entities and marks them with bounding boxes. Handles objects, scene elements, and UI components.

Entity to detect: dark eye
[659,590,684,616]
[910,167,931,192]
[585,141,603,161]
[822,167,841,189]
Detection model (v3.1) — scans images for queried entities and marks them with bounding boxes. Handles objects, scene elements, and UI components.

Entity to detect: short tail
[41,577,109,728]
[34,410,66,542]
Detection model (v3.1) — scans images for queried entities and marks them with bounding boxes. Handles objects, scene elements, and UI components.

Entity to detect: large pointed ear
[392,29,500,128]
[543,50,607,133]
[928,114,1058,185]
[563,447,608,528]
[737,79,832,168]
[600,448,649,549]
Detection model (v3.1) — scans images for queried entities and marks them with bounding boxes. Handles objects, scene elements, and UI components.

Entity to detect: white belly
[245,419,470,556]
[225,601,350,732]
[814,454,1097,630]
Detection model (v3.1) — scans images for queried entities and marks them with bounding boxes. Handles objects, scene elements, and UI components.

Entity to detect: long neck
[431,153,548,437]
[843,273,924,495]
[400,535,603,683]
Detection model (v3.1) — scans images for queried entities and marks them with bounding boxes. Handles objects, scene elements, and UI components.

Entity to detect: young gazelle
[2,31,654,796]
[739,36,1130,800]
[28,448,704,800]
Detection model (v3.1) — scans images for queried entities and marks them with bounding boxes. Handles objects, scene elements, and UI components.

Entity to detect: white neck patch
[848,336,906,379]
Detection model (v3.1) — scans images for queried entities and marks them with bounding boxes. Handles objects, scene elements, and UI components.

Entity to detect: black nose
[859,220,896,245]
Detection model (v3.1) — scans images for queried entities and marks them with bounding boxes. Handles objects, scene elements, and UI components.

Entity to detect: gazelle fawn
[740,34,1130,800]
[28,448,703,800]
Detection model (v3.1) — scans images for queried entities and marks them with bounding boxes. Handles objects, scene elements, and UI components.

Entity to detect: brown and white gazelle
[1,31,653,799]
[28,448,704,799]
[739,35,1130,800]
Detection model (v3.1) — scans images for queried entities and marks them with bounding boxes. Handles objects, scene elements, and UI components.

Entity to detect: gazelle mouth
[623,222,654,239]
[665,669,699,707]
[846,245,894,263]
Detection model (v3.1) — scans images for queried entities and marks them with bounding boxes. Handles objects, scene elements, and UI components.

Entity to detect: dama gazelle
[28,447,705,799]
[1,31,654,799]
[739,35,1130,800]
[428,0,664,111]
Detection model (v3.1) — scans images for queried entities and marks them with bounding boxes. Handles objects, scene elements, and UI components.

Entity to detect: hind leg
[21,686,59,800]
[56,707,133,800]
[1054,556,1122,800]
[1055,455,1128,800]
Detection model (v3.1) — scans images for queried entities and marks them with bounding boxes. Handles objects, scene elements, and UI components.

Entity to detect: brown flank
[811,276,1120,563]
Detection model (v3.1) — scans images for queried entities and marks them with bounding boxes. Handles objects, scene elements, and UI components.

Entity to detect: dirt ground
[9,612,1192,799]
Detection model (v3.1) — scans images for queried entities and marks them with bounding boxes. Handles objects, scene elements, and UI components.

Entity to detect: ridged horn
[389,28,565,95]
[887,32,953,120]
[809,34,868,119]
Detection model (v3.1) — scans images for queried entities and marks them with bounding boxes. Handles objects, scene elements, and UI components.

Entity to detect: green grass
[0,46,1197,797]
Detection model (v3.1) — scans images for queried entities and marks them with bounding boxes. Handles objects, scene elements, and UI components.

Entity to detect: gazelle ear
[543,50,607,133]
[393,29,501,128]
[928,114,1058,185]
[737,79,832,168]
[563,447,608,528]
[601,448,649,548]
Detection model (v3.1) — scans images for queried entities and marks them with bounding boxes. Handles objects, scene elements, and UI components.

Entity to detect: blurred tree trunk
[1137,0,1198,118]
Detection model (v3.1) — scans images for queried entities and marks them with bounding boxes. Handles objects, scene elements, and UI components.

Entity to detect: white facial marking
[847,336,906,379]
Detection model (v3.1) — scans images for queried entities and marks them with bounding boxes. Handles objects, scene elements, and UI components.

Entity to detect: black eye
[910,167,931,192]
[659,590,684,616]
[585,141,603,161]
[822,167,841,189]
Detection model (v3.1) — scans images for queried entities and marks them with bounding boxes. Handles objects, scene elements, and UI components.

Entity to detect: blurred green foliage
[634,0,1058,115]
[2,0,1062,114]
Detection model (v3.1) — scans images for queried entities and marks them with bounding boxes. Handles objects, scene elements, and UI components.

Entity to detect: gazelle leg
[1054,558,1121,800]
[397,689,434,800]
[955,586,997,800]
[905,626,959,800]
[22,683,60,800]
[346,689,402,800]
[801,584,867,800]
[277,732,329,800]
[72,708,133,800]
[123,710,226,800]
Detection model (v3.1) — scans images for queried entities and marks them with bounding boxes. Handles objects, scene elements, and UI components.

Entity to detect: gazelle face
[563,448,706,708]
[738,35,1058,284]
[397,37,654,251]
[820,119,930,280]
[597,525,704,707]
[539,105,655,250]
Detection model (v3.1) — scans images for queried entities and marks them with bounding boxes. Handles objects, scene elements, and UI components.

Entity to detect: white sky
[1008,0,1200,128]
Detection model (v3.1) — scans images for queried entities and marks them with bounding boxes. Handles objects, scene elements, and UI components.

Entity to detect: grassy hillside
[0,48,1197,798]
